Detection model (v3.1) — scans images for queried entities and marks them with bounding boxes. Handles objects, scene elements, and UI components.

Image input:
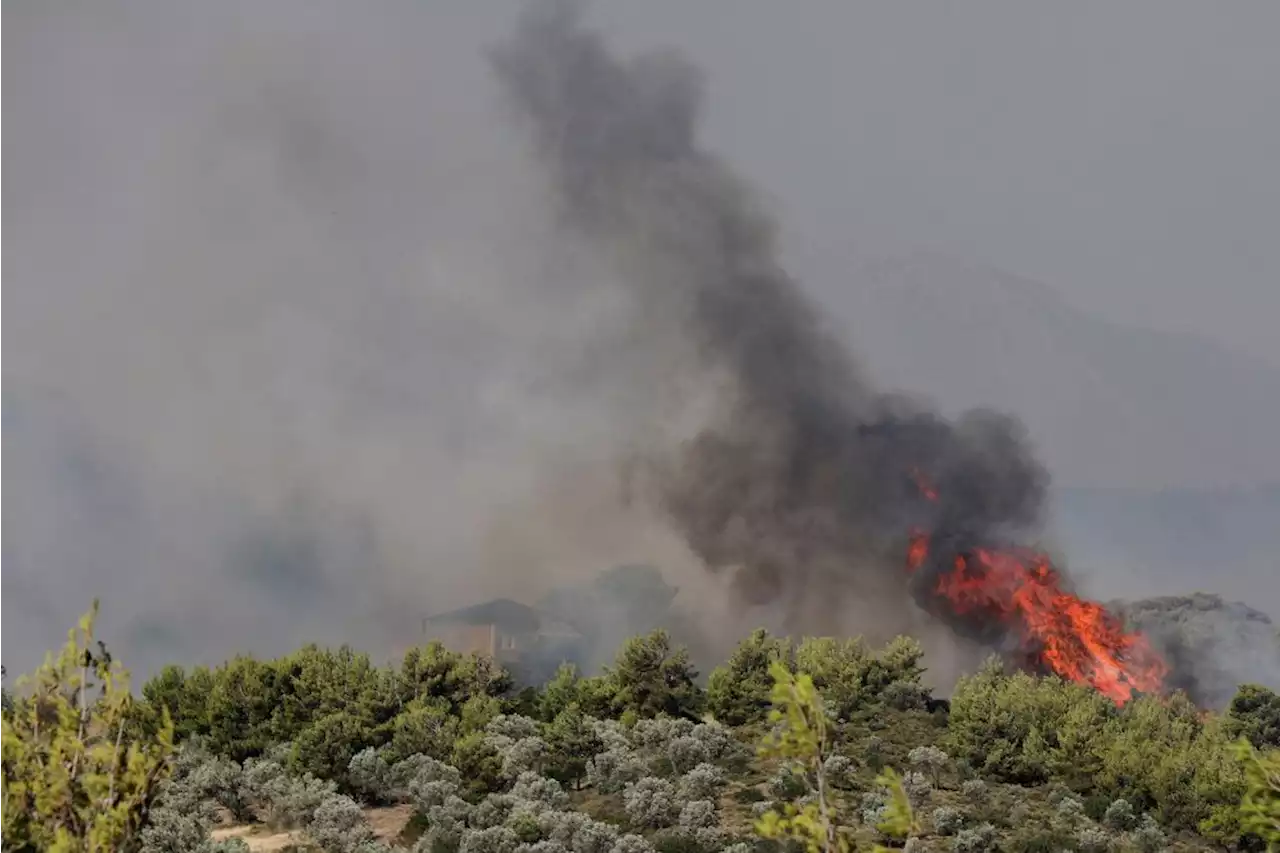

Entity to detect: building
[422,598,583,683]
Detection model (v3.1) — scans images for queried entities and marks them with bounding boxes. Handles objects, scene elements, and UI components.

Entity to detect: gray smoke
[490,1,1050,644]
[1114,594,1280,708]
[8,1,1273,705]
[2,1,704,677]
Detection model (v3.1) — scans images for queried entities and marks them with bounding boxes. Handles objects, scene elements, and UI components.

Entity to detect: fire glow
[905,472,1167,705]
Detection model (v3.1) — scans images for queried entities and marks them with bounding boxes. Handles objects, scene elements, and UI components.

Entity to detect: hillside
[6,606,1279,852]
[818,252,1280,491]
[1052,484,1280,614]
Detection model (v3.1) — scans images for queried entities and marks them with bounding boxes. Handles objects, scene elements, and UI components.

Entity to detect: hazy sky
[4,1,1278,673]
[587,1,1280,369]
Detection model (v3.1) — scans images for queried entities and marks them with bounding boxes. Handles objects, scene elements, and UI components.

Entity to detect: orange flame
[904,472,1167,705]
[909,467,939,502]
[906,528,929,573]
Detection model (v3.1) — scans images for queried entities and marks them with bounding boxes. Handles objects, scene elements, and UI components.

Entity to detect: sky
[586,1,1280,370]
[3,1,1278,674]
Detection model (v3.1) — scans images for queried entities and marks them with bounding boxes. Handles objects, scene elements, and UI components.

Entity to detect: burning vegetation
[904,469,1167,704]
[491,2,1174,707]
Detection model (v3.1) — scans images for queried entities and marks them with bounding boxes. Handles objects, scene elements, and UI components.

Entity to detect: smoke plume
[490,1,1050,645]
[2,2,703,676]
[8,1,1275,704]
[1114,594,1280,708]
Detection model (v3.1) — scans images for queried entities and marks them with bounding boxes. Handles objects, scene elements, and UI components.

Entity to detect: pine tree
[2,601,175,852]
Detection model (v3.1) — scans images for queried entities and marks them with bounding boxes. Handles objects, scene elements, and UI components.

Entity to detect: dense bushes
[134,639,518,793]
[705,629,791,726]
[122,622,1280,845]
[607,631,703,721]
[6,605,1280,852]
[705,632,933,727]
[131,627,938,804]
[1227,683,1280,750]
[946,656,1264,841]
[947,658,1117,786]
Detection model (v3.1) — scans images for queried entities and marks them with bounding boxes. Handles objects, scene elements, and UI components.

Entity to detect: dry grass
[210,804,414,851]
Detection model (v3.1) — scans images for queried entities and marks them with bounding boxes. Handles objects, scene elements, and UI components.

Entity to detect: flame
[909,467,939,502]
[904,472,1167,705]
[906,528,929,573]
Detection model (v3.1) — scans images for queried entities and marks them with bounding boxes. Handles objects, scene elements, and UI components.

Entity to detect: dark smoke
[1114,594,1280,708]
[490,1,1049,640]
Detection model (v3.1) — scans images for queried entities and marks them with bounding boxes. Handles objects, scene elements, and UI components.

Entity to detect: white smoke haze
[4,1,714,673]
[5,1,1277,701]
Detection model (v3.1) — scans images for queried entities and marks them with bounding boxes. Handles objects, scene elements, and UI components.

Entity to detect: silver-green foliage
[623,777,679,830]
[930,806,964,836]
[950,822,995,853]
[307,793,379,853]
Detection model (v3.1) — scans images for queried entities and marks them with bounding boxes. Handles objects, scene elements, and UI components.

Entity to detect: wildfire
[909,466,939,502]
[906,528,929,572]
[904,470,1167,705]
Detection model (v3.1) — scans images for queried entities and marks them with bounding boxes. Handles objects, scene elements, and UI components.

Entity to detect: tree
[2,601,175,852]
[1233,739,1280,848]
[545,704,602,790]
[575,675,620,720]
[399,642,512,711]
[288,710,382,791]
[272,645,397,740]
[793,635,926,721]
[753,661,915,853]
[3,666,15,717]
[1227,684,1280,751]
[450,731,504,798]
[141,665,214,742]
[608,631,703,720]
[706,629,791,726]
[946,660,1114,786]
[538,663,584,722]
[382,697,459,764]
[202,655,281,762]
[1095,693,1243,831]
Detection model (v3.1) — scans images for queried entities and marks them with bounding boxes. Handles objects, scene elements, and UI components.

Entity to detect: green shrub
[13,612,1269,852]
[1227,684,1280,751]
[141,664,214,742]
[544,704,602,789]
[538,664,585,723]
[273,645,396,738]
[1094,693,1243,830]
[707,630,792,727]
[399,643,512,711]
[2,602,175,853]
[947,660,1113,786]
[608,631,703,721]
[576,676,621,721]
[1231,738,1280,849]
[288,710,381,791]
[202,655,282,762]
[791,635,928,722]
[384,698,460,764]
[451,731,504,799]
[652,828,714,853]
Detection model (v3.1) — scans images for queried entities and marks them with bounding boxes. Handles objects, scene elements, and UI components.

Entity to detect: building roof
[425,598,582,638]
